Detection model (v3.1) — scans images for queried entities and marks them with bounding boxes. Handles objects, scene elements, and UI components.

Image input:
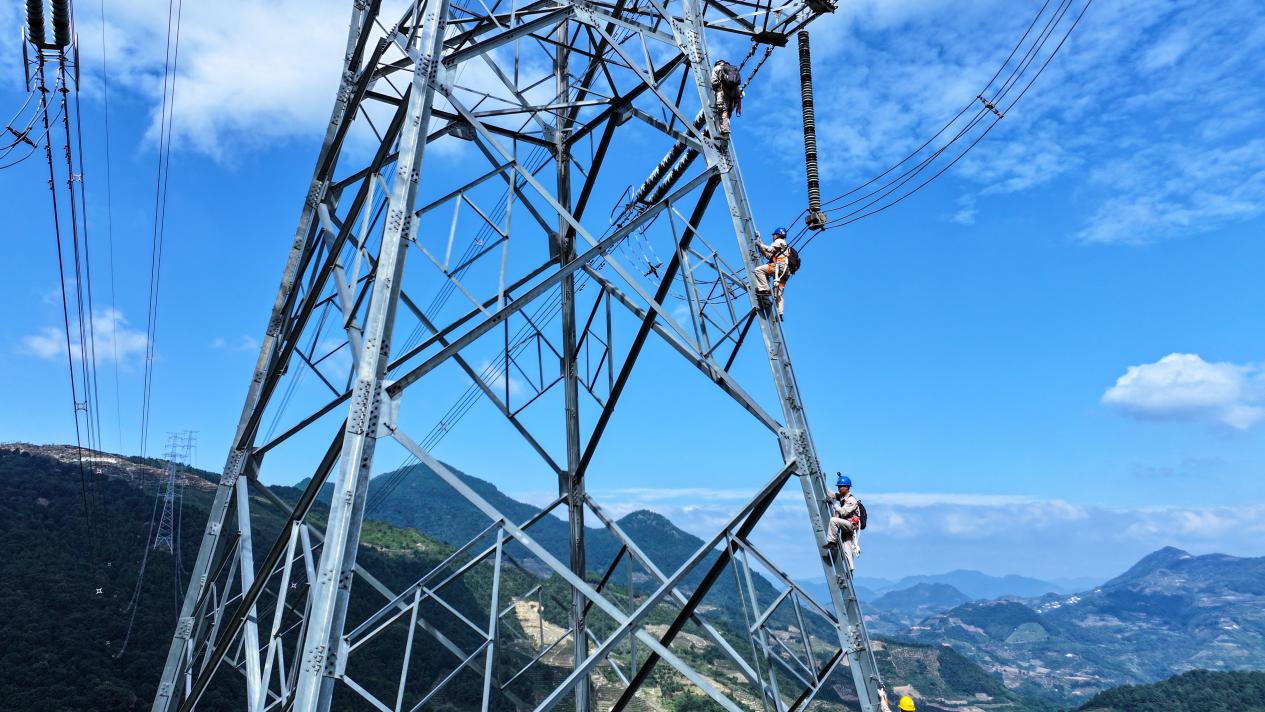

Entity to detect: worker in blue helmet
[823,472,862,567]
[754,227,794,317]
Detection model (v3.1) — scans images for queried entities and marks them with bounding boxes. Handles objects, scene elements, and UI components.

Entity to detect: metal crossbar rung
[409,641,491,712]
[500,626,575,690]
[771,633,815,685]
[749,587,793,633]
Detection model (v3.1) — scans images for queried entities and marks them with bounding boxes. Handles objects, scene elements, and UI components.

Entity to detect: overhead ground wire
[97,0,126,451]
[140,0,185,456]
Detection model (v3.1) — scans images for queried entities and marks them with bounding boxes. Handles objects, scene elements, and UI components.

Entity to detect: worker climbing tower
[152,0,888,710]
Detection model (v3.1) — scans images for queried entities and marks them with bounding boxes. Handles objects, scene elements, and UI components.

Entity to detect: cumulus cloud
[19,308,149,366]
[51,0,558,161]
[76,0,348,159]
[1102,353,1265,430]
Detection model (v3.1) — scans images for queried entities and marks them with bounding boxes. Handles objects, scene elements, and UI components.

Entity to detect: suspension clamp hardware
[977,94,1004,118]
[752,31,788,46]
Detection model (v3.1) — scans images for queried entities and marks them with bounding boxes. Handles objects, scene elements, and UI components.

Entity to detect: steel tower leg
[554,21,592,712]
[676,0,886,708]
[147,4,377,710]
[290,3,451,709]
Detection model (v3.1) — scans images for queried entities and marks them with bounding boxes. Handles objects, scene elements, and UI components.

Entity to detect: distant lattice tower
[153,432,194,553]
[151,1,890,711]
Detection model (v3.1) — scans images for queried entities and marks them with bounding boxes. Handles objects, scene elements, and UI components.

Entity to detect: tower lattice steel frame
[151,0,888,709]
[153,431,195,553]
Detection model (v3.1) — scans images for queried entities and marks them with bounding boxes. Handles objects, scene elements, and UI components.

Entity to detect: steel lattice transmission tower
[152,0,890,710]
[154,431,195,553]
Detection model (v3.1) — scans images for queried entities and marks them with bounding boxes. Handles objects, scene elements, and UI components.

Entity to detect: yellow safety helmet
[898,696,916,712]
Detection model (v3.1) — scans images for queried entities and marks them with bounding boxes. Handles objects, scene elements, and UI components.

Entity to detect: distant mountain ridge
[853,570,1086,600]
[892,570,1078,599]
[872,582,971,614]
[305,462,795,629]
[307,461,728,576]
[904,547,1265,705]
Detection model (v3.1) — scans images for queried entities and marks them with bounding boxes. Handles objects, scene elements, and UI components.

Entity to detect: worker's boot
[756,290,771,312]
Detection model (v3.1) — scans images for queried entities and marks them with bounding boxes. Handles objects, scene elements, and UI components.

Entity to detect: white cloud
[478,358,525,398]
[1102,353,1265,430]
[19,308,149,366]
[949,195,976,226]
[79,0,348,159]
[1077,138,1265,244]
[211,334,259,353]
[58,0,562,161]
[314,337,354,385]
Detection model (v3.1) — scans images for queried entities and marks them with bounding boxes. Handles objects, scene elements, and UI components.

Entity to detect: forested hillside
[0,445,1042,711]
[1077,670,1265,711]
[0,447,542,711]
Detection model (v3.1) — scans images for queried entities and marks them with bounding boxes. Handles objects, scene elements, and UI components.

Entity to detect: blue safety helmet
[772,227,787,239]
[836,473,852,488]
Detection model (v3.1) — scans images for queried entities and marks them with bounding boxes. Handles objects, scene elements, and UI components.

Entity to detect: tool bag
[785,246,801,274]
[717,61,741,90]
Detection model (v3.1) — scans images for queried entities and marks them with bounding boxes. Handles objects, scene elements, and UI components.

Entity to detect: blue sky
[2,0,1263,582]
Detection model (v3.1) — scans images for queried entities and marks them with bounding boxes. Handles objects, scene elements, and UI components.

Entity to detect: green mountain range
[1077,669,1265,712]
[1,444,1040,711]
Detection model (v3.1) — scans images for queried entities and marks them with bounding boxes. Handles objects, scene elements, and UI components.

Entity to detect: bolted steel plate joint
[306,645,328,674]
[376,380,401,437]
[306,181,325,208]
[176,616,195,639]
[349,379,375,435]
[851,627,866,651]
[223,452,245,484]
[324,648,340,676]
